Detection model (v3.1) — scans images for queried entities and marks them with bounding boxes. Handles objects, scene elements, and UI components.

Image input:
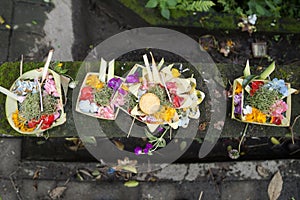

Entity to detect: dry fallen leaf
[122,166,137,174]
[78,169,93,178]
[268,171,283,200]
[256,165,270,178]
[49,186,67,199]
[117,157,137,166]
[113,140,125,151]
[33,168,41,180]
[198,122,207,131]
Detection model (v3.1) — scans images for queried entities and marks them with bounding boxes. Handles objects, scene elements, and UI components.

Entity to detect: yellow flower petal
[86,75,104,89]
[235,82,242,94]
[171,68,180,78]
[121,84,129,91]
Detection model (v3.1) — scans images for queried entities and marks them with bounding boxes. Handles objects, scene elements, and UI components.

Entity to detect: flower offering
[6,69,66,134]
[76,59,121,120]
[232,61,296,126]
[112,53,205,132]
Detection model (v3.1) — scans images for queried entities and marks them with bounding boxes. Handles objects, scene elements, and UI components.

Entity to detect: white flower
[79,100,90,113]
[248,14,257,25]
[243,105,252,115]
[90,103,99,113]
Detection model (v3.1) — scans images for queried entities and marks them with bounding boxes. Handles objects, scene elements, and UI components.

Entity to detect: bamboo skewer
[0,86,25,102]
[20,55,23,77]
[40,50,54,112]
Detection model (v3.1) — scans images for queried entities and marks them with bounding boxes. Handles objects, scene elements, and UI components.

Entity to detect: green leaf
[243,60,251,77]
[122,166,137,174]
[167,0,178,7]
[157,138,166,147]
[59,69,68,74]
[260,61,275,80]
[265,0,276,11]
[0,16,5,24]
[145,0,158,8]
[124,180,139,187]
[145,130,157,141]
[255,4,267,16]
[161,8,170,19]
[271,137,280,145]
[242,75,258,88]
[92,170,100,176]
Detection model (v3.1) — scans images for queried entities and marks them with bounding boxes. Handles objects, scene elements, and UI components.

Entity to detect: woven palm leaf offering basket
[112,53,205,134]
[5,50,66,134]
[232,61,297,126]
[76,58,122,120]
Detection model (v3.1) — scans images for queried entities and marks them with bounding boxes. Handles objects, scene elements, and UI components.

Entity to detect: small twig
[290,115,300,144]
[160,74,172,103]
[169,128,172,140]
[127,117,136,138]
[247,143,269,148]
[9,170,22,200]
[198,191,203,200]
[64,178,70,186]
[208,168,220,195]
[238,123,249,153]
[290,148,300,155]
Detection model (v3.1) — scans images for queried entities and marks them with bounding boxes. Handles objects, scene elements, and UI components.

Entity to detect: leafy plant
[217,0,299,19]
[52,62,68,74]
[246,0,282,18]
[145,0,215,19]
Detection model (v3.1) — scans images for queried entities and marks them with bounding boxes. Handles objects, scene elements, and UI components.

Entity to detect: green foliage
[217,0,299,19]
[176,0,215,12]
[246,87,279,113]
[52,62,68,74]
[246,0,282,18]
[145,0,215,19]
[94,86,113,106]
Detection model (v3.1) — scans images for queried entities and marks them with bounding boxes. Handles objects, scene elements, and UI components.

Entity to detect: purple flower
[145,143,153,149]
[134,146,143,155]
[234,93,242,105]
[143,148,150,154]
[118,87,127,95]
[126,72,139,83]
[234,93,242,115]
[234,104,242,114]
[108,78,122,91]
[143,143,153,154]
[157,126,164,133]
